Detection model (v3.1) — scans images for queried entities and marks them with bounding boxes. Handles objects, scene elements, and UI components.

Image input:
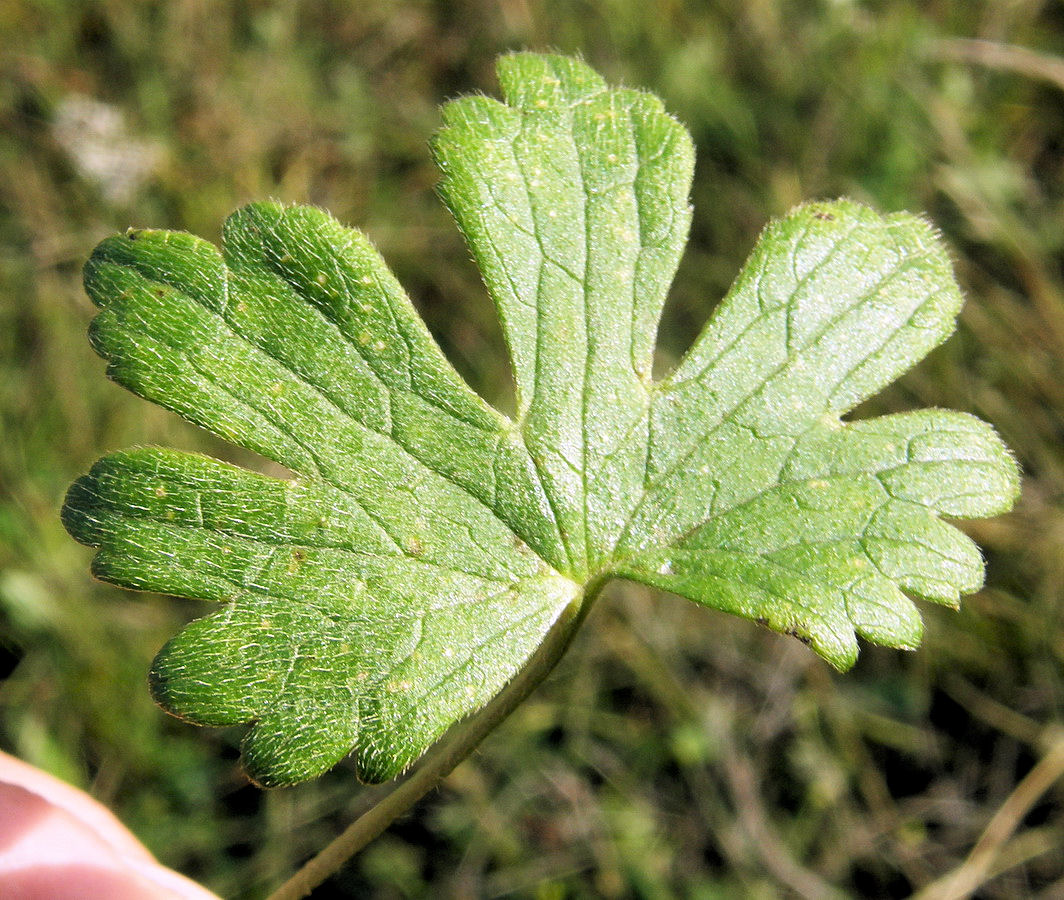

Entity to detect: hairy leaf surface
[64,53,1019,785]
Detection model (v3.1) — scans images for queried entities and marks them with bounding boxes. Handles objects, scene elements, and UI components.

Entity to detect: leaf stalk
[265,584,601,900]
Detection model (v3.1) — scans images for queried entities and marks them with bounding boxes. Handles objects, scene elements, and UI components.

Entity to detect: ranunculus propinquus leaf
[63,53,1019,787]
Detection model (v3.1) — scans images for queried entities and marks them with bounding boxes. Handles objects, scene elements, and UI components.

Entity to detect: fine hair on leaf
[64,52,1020,789]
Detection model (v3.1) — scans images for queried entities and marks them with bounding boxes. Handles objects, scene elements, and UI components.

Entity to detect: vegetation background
[1,1,1062,897]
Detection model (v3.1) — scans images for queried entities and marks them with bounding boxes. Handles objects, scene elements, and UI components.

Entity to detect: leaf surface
[433,53,694,571]
[64,53,1019,785]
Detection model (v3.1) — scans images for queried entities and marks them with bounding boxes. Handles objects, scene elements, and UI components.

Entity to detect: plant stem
[265,584,600,900]
[912,726,1064,900]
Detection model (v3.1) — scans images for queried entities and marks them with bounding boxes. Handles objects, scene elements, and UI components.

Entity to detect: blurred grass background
[1,1,1063,897]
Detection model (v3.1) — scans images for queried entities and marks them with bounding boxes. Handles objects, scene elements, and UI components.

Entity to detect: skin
[0,750,218,899]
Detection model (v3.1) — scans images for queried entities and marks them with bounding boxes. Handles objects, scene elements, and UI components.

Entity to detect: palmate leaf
[63,53,1019,787]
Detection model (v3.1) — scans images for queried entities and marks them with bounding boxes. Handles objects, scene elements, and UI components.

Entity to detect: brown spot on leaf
[287,548,307,574]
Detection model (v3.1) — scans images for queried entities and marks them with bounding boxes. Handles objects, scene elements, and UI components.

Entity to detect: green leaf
[63,53,1019,786]
[432,53,694,572]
